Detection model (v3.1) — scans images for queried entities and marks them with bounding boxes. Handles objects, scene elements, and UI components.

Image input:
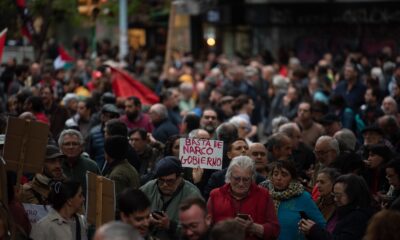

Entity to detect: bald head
[249,143,268,172]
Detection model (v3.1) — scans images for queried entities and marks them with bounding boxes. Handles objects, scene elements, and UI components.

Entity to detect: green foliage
[0,1,19,37]
[28,0,82,26]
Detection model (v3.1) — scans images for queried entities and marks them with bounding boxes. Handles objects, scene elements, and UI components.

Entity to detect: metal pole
[119,0,128,62]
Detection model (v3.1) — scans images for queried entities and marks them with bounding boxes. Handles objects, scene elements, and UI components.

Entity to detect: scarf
[265,180,304,212]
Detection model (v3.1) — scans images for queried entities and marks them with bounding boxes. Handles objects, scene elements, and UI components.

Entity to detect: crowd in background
[1,41,400,240]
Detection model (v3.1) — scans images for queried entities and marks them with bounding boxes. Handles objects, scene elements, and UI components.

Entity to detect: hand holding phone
[152,210,164,220]
[299,211,309,220]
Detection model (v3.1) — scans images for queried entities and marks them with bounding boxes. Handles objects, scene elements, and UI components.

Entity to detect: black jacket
[307,205,374,240]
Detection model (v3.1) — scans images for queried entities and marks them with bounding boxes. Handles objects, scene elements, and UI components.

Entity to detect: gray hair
[316,135,340,155]
[188,129,209,138]
[229,116,251,133]
[58,129,84,147]
[278,122,300,137]
[225,156,256,183]
[271,116,289,134]
[334,128,356,151]
[150,103,168,120]
[95,221,142,240]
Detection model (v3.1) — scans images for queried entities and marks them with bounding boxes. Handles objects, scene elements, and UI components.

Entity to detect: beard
[203,125,216,134]
[127,111,139,121]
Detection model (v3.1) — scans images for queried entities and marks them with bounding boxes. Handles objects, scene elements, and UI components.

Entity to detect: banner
[0,29,7,62]
[23,203,50,224]
[110,66,159,105]
[179,138,223,170]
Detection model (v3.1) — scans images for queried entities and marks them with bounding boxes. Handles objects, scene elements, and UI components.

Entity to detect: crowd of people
[1,43,400,240]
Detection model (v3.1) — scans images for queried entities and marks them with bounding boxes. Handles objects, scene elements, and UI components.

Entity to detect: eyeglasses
[231,175,251,184]
[62,142,80,147]
[313,149,331,156]
[158,177,177,186]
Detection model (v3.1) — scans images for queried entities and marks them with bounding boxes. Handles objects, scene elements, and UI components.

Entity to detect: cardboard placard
[0,161,7,204]
[86,172,115,228]
[4,117,49,174]
[179,138,223,170]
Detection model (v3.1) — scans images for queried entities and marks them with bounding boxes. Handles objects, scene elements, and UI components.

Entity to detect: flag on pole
[109,66,159,105]
[53,46,75,70]
[0,28,7,62]
[15,0,35,42]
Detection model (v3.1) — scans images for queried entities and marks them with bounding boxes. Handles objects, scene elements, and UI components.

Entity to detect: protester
[118,188,156,239]
[103,135,140,195]
[149,103,179,143]
[384,159,400,210]
[140,156,202,239]
[21,145,66,204]
[30,181,87,240]
[315,168,340,220]
[259,160,325,240]
[128,128,162,185]
[86,103,120,168]
[59,129,100,194]
[363,210,400,240]
[299,174,374,240]
[208,156,280,240]
[120,96,153,132]
[210,219,245,240]
[179,197,211,240]
[93,221,143,240]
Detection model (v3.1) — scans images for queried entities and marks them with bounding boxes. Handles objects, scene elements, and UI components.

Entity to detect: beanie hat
[104,135,129,161]
[154,156,182,178]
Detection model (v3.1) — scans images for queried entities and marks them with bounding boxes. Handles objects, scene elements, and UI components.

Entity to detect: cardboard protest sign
[0,161,7,204]
[179,138,223,170]
[3,117,49,175]
[86,172,115,228]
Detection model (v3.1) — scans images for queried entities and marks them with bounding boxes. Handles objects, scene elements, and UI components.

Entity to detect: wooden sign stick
[95,176,103,228]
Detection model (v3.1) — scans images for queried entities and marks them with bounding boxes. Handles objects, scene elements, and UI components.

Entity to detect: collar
[47,208,70,225]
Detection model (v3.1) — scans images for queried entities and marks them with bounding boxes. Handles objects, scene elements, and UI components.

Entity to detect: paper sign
[4,117,49,174]
[86,171,115,228]
[23,203,50,224]
[179,138,223,170]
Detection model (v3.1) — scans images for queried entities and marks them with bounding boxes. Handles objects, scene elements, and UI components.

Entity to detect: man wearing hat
[140,156,202,239]
[20,145,66,205]
[86,103,120,168]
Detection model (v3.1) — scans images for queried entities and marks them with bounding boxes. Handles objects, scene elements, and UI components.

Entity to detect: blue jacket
[277,191,326,240]
[86,125,105,169]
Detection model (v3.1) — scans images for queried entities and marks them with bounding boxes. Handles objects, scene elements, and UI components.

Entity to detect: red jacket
[207,183,280,240]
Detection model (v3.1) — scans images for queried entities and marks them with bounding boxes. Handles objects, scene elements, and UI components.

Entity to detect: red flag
[15,0,35,42]
[0,29,7,62]
[58,46,74,62]
[110,67,159,105]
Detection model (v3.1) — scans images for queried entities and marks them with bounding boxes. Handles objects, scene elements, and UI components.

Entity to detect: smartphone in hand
[299,211,309,220]
[152,210,164,220]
